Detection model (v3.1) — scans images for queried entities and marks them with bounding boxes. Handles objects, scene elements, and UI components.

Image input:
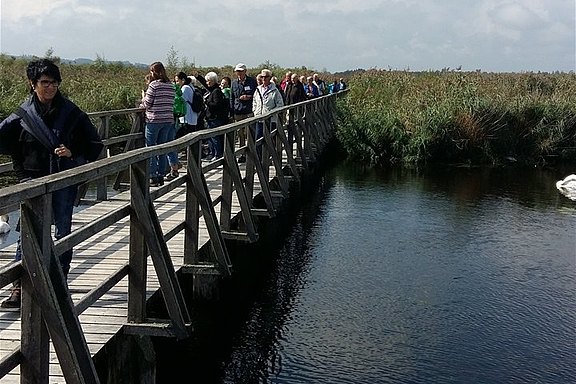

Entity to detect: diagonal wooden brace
[130,178,191,340]
[186,151,232,275]
[20,199,100,384]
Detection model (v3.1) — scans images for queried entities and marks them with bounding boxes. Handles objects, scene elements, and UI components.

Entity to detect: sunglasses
[38,80,60,88]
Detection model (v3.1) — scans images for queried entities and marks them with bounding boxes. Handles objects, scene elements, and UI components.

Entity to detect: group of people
[0,58,346,309]
[140,61,346,177]
[140,62,256,184]
[279,71,346,100]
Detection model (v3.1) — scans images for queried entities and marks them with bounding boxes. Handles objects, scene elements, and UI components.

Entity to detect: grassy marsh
[336,70,576,166]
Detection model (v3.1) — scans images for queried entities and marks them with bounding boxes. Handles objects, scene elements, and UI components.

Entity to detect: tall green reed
[337,70,576,166]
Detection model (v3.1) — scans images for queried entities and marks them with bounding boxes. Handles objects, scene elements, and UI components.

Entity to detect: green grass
[336,70,576,166]
[2,55,574,167]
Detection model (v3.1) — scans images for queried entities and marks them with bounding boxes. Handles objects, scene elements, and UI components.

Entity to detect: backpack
[173,86,186,117]
[189,87,205,113]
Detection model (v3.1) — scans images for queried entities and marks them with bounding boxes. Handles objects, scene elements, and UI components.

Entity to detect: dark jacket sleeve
[205,88,228,121]
[297,83,307,103]
[0,113,22,155]
[230,82,238,112]
[60,101,104,165]
[72,111,104,163]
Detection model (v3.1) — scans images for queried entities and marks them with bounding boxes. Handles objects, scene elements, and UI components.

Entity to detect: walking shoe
[150,177,164,187]
[1,286,21,309]
[201,144,211,158]
[165,171,179,181]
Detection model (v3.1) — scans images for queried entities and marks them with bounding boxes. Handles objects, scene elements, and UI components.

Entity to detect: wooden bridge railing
[0,90,346,383]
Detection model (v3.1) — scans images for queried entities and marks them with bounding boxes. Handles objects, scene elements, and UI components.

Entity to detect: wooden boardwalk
[0,165,257,383]
[0,91,342,383]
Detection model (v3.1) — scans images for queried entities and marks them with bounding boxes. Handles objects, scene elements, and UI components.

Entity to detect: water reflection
[157,163,575,383]
[219,180,330,383]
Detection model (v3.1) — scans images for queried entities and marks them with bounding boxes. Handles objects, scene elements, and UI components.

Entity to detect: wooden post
[21,194,100,384]
[20,196,51,384]
[220,132,234,231]
[128,159,149,323]
[183,142,200,265]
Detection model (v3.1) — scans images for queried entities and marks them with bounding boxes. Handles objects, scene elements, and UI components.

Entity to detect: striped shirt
[141,80,175,123]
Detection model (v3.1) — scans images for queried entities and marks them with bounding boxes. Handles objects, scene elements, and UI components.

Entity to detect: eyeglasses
[38,80,60,88]
[262,75,270,78]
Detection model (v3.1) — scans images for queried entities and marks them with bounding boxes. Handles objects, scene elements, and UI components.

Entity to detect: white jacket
[252,83,284,125]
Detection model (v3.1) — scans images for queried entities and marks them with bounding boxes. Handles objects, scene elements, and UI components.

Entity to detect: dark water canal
[161,163,575,383]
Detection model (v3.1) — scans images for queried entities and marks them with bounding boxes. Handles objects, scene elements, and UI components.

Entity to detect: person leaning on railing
[140,61,176,187]
[284,73,306,149]
[0,59,104,309]
[252,68,285,158]
[195,71,229,160]
[230,63,258,163]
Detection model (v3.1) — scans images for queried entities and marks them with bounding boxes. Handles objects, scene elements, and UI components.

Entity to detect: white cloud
[493,3,543,29]
[2,0,104,21]
[2,0,68,20]
[0,0,573,72]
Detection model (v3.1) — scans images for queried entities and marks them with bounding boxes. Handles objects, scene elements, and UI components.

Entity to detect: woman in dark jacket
[285,73,307,105]
[0,59,103,308]
[284,73,307,149]
[196,71,228,159]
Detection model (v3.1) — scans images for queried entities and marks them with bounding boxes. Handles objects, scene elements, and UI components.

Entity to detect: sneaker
[165,171,179,181]
[201,144,211,158]
[150,177,164,187]
[202,156,215,163]
[1,287,21,309]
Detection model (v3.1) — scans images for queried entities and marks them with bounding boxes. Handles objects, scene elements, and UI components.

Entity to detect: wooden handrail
[0,89,348,383]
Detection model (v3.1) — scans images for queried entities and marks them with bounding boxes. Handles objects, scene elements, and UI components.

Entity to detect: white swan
[0,215,10,234]
[556,174,576,201]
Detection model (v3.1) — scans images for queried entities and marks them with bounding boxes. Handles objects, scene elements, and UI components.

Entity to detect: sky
[0,0,574,73]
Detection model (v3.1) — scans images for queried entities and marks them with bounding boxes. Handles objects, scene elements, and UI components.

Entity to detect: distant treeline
[336,69,576,166]
[2,54,575,168]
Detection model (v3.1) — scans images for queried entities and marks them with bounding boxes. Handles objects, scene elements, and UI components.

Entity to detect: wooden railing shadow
[0,90,347,383]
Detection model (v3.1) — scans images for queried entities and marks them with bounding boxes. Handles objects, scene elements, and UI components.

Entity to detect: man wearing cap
[230,63,257,162]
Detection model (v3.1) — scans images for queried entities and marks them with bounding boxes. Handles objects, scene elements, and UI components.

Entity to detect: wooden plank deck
[0,163,266,383]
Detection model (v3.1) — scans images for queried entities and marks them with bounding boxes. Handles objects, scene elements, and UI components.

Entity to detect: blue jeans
[207,119,224,158]
[255,122,276,159]
[166,122,179,167]
[145,122,173,178]
[256,122,279,159]
[15,185,78,275]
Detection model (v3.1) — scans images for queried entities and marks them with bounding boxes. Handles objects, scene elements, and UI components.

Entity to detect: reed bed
[2,55,575,167]
[336,70,576,166]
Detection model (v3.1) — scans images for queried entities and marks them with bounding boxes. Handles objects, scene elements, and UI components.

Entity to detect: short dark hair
[26,59,62,83]
[176,71,191,85]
